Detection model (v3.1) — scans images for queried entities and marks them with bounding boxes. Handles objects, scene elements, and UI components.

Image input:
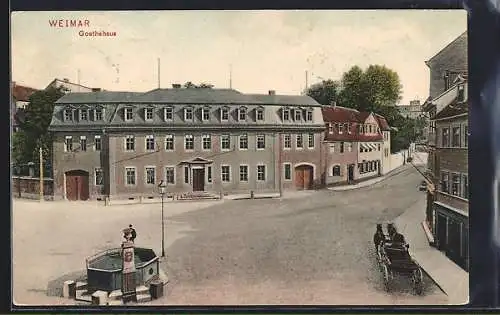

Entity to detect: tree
[13,86,65,175]
[305,79,341,105]
[183,81,214,89]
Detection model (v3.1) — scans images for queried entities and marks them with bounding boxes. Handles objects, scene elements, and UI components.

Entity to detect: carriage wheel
[382,264,391,292]
[413,268,424,295]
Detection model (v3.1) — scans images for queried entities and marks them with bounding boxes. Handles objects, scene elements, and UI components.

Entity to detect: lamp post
[158,180,166,258]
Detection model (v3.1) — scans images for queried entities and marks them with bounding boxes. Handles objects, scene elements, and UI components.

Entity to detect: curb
[421,221,435,246]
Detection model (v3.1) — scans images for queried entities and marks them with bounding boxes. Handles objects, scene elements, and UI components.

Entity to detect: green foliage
[12,86,65,175]
[305,64,420,153]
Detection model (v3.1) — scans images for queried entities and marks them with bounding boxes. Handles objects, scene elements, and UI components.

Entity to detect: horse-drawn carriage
[374,224,424,295]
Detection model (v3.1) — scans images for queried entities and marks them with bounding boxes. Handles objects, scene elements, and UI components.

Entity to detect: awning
[360,143,369,150]
[368,143,377,150]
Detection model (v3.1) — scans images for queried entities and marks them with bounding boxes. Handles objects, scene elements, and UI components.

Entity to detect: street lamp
[158,180,166,258]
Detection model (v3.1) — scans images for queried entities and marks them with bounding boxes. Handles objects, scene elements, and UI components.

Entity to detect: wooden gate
[65,170,90,201]
[294,165,313,190]
[192,168,205,192]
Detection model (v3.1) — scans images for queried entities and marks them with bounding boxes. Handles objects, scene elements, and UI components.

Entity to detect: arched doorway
[65,170,90,201]
[294,164,314,190]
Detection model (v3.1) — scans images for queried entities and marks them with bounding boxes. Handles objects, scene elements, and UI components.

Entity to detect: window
[339,124,344,134]
[377,143,381,151]
[283,108,290,121]
[184,166,190,184]
[202,107,210,121]
[347,142,352,152]
[239,134,248,150]
[221,165,230,182]
[239,165,248,182]
[441,128,450,147]
[464,125,468,147]
[340,142,344,153]
[125,167,136,186]
[452,126,461,147]
[256,108,264,121]
[202,134,212,150]
[145,108,154,121]
[124,108,133,121]
[306,110,313,122]
[256,135,265,150]
[221,135,231,150]
[221,107,229,121]
[384,148,389,157]
[80,109,88,121]
[184,135,194,150]
[80,136,87,151]
[330,144,336,153]
[95,168,103,186]
[164,107,173,121]
[294,109,302,121]
[308,134,315,149]
[329,124,334,134]
[257,165,266,181]
[458,85,465,101]
[165,167,175,184]
[184,108,194,121]
[94,108,103,121]
[125,135,135,151]
[284,163,291,180]
[165,135,174,151]
[145,135,155,151]
[440,172,449,193]
[451,173,461,196]
[94,135,101,151]
[284,134,291,149]
[296,134,303,149]
[332,165,341,176]
[462,174,468,199]
[64,109,73,121]
[238,107,247,121]
[145,167,156,185]
[207,166,212,183]
[347,123,352,134]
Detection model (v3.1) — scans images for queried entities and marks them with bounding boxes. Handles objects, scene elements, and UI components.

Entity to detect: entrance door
[347,164,354,183]
[437,214,447,251]
[192,168,205,192]
[294,165,314,190]
[65,170,90,201]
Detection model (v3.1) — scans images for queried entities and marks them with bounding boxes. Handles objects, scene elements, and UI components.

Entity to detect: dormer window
[124,107,134,121]
[306,110,313,122]
[338,123,344,134]
[221,107,229,121]
[238,107,247,121]
[282,108,290,121]
[184,107,194,121]
[202,107,211,121]
[80,109,88,121]
[458,84,465,102]
[328,123,334,134]
[294,109,302,121]
[256,108,265,121]
[347,123,352,134]
[94,108,103,121]
[164,106,173,121]
[144,108,154,121]
[63,108,73,121]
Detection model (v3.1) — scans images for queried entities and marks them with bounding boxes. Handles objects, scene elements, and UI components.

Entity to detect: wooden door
[294,167,305,190]
[294,165,313,190]
[303,167,313,189]
[66,175,77,201]
[65,170,90,201]
[192,169,205,192]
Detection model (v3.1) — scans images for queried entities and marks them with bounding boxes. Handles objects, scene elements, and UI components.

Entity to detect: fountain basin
[85,247,159,292]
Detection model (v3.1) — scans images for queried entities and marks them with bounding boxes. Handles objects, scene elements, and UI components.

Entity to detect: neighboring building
[397,100,423,119]
[11,81,38,132]
[432,79,468,271]
[321,105,391,186]
[48,87,326,201]
[422,31,468,236]
[46,78,97,93]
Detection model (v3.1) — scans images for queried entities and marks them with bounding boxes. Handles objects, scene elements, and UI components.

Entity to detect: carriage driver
[389,225,407,248]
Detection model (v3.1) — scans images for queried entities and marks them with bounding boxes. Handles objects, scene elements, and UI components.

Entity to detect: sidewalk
[393,197,469,305]
[328,164,411,192]
[224,190,317,201]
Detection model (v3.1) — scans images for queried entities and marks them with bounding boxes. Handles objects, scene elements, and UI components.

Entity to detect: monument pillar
[121,228,137,303]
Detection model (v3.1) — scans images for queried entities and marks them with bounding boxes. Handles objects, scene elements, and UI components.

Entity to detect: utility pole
[229,64,233,89]
[77,69,81,92]
[157,58,161,89]
[305,70,308,91]
[39,147,44,201]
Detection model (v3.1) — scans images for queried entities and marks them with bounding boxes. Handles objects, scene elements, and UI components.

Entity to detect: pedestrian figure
[373,224,385,250]
[129,224,137,243]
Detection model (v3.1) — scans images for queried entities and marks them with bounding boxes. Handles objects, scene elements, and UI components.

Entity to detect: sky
[11,10,466,104]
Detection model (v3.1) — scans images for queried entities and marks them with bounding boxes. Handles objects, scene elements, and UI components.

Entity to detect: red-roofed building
[11,81,39,132]
[321,105,392,186]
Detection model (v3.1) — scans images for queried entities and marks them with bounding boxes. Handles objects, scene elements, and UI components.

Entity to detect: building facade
[48,87,326,201]
[432,79,468,271]
[46,78,96,93]
[397,100,423,119]
[321,106,391,186]
[11,81,38,132]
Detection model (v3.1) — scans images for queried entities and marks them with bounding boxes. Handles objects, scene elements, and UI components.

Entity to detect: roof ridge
[425,31,467,65]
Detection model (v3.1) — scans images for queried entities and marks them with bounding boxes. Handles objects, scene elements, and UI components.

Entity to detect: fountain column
[121,228,137,303]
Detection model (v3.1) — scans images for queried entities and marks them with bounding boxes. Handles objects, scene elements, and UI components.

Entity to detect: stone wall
[12,176,54,200]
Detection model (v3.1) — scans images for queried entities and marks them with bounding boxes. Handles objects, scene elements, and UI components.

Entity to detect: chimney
[268,90,276,96]
[172,84,181,89]
[92,88,101,92]
[63,78,70,82]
